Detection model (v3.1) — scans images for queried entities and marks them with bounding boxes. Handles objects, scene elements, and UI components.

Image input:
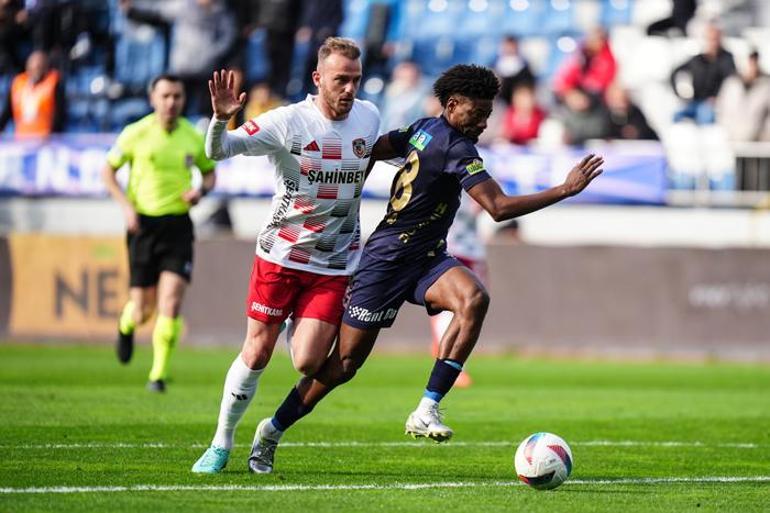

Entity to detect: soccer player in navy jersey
[247,64,603,473]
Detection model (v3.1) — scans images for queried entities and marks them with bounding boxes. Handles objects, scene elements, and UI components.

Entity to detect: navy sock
[272,387,314,432]
[423,359,463,402]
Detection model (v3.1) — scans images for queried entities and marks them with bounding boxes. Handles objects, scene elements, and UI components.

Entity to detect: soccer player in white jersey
[192,37,380,474]
[429,194,486,388]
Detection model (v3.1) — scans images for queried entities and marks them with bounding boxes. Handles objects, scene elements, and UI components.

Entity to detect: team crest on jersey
[242,120,260,135]
[352,138,367,158]
[409,130,432,151]
[465,159,486,175]
[184,154,194,167]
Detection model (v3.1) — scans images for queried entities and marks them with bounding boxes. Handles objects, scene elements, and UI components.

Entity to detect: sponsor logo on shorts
[347,305,398,323]
[408,130,432,151]
[250,302,283,317]
[242,120,260,135]
[465,159,486,175]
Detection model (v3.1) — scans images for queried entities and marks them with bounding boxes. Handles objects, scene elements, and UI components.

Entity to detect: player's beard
[335,96,354,116]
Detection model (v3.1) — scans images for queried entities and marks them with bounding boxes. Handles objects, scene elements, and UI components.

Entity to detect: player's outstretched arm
[209,69,246,121]
[468,154,603,222]
[205,69,248,161]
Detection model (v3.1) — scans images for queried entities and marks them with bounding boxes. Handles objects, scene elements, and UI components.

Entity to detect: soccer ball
[514,432,573,490]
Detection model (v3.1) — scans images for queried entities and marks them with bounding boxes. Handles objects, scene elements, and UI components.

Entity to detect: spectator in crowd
[296,0,343,96]
[494,35,535,106]
[380,61,429,131]
[559,87,610,146]
[0,0,28,76]
[0,50,65,137]
[604,82,658,140]
[670,23,735,125]
[120,0,236,117]
[254,0,301,98]
[244,82,284,120]
[501,83,546,145]
[717,50,770,141]
[553,27,617,100]
[647,0,698,37]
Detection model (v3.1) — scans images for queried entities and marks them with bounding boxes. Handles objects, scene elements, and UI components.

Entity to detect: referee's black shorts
[126,213,194,287]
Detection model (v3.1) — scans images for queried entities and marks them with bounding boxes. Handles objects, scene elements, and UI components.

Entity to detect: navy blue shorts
[343,251,462,330]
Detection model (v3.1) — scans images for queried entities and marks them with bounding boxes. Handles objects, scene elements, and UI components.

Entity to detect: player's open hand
[209,69,246,121]
[563,154,603,197]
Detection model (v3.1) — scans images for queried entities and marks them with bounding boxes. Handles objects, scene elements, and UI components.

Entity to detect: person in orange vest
[0,50,65,137]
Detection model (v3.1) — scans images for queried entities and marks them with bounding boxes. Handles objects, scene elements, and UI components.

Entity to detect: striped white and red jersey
[446,193,486,262]
[206,95,380,275]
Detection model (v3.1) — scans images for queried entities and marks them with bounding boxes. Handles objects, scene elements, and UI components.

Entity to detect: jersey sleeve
[195,138,216,174]
[106,126,135,169]
[205,106,290,160]
[385,123,415,157]
[445,140,491,192]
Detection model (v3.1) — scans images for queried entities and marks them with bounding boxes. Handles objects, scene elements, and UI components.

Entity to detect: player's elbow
[488,205,508,223]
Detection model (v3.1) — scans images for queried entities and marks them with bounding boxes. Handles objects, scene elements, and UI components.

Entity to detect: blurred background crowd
[1,0,770,191]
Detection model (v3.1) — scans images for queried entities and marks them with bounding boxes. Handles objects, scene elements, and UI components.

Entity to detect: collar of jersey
[306,94,350,124]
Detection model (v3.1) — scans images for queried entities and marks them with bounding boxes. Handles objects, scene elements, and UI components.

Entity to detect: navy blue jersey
[364,116,491,260]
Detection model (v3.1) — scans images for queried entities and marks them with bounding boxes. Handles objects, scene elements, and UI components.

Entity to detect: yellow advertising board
[8,234,130,338]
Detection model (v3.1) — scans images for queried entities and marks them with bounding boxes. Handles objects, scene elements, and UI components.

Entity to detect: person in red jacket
[502,83,546,145]
[553,27,617,101]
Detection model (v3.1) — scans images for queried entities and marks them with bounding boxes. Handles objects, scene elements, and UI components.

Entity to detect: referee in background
[102,74,216,392]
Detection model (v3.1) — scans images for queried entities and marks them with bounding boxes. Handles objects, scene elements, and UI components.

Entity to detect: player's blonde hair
[318,37,361,62]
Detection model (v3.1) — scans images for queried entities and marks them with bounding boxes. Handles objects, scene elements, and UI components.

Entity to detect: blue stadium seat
[502,0,546,37]
[409,36,455,76]
[601,0,633,26]
[114,25,166,92]
[401,0,461,40]
[453,36,498,67]
[64,65,110,132]
[459,0,506,38]
[245,29,270,84]
[108,97,150,131]
[340,0,371,40]
[543,0,576,35]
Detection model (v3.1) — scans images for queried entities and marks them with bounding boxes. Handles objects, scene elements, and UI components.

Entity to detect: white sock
[417,396,439,414]
[211,354,264,450]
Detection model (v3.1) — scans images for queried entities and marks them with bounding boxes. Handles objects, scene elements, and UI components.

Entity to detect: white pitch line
[2,477,770,495]
[0,440,763,450]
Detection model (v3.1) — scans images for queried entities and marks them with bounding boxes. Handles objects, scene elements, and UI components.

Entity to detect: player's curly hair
[433,64,500,107]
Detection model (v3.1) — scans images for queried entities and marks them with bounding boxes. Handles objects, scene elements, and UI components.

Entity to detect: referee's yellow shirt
[107,114,216,216]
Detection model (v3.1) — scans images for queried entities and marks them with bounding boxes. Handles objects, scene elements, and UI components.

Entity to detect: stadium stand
[2,0,770,201]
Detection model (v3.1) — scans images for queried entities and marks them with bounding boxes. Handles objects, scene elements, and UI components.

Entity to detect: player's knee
[334,356,358,385]
[241,338,272,369]
[463,287,490,320]
[293,356,322,377]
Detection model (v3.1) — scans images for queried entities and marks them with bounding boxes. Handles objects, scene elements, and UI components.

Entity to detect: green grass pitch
[1,344,769,512]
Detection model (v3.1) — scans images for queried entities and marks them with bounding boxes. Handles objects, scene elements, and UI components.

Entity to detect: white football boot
[405,403,453,443]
